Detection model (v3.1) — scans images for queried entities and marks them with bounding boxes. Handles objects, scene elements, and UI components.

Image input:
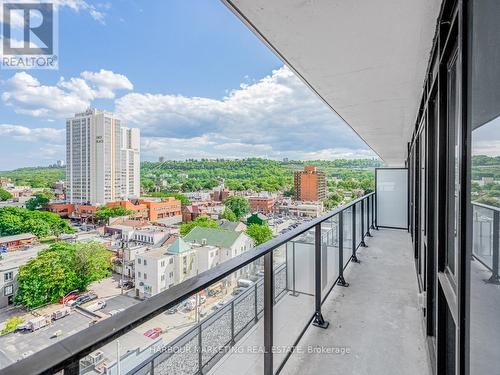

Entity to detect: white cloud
[54,0,107,23]
[80,69,133,98]
[0,0,107,28]
[117,66,376,160]
[2,69,133,118]
[2,72,89,118]
[1,66,377,162]
[0,124,65,143]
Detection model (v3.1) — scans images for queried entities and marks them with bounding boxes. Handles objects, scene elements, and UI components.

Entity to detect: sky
[0,0,377,170]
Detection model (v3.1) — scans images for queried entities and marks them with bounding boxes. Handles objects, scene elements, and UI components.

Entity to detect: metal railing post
[312,223,329,328]
[370,194,376,230]
[360,199,367,247]
[264,252,273,374]
[338,212,349,287]
[230,301,235,345]
[254,283,258,322]
[487,210,500,284]
[351,205,360,263]
[366,196,372,237]
[198,324,203,374]
[289,241,299,296]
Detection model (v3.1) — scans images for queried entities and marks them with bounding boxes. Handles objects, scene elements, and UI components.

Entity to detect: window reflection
[469,1,500,372]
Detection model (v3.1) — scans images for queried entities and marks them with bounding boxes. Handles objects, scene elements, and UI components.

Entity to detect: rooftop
[0,233,36,243]
[183,227,246,248]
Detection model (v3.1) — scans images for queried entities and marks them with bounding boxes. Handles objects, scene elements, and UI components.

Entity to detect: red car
[143,327,163,339]
[59,293,79,304]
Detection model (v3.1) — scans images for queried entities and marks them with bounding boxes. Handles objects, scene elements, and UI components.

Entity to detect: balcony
[0,192,432,375]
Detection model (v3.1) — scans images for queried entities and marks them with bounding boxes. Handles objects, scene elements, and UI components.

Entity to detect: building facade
[294,166,327,201]
[134,238,221,298]
[66,109,140,205]
[248,195,276,214]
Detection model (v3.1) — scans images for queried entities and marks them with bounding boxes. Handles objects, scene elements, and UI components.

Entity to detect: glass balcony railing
[0,193,376,375]
[472,202,500,284]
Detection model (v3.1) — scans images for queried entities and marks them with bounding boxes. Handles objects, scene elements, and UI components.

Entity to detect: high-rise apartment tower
[66,109,140,205]
[294,165,327,201]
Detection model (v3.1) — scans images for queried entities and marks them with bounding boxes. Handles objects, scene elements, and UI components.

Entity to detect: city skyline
[0,1,376,169]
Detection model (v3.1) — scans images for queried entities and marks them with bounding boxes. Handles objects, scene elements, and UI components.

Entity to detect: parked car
[143,327,162,339]
[184,298,196,311]
[69,293,97,306]
[59,293,79,304]
[232,287,246,296]
[17,316,51,332]
[85,301,106,312]
[166,302,183,314]
[108,309,125,316]
[212,300,229,311]
[121,280,134,289]
[237,279,254,288]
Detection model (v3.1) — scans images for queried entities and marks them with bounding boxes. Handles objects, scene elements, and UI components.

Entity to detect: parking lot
[0,276,140,368]
[0,269,264,371]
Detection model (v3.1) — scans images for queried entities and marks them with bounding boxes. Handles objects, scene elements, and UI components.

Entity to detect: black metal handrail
[0,192,375,375]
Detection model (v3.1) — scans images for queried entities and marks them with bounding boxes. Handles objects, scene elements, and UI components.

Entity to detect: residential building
[0,247,42,308]
[0,177,11,188]
[183,227,254,264]
[53,181,66,200]
[276,198,324,218]
[134,238,220,298]
[66,109,140,205]
[248,195,276,214]
[184,191,212,202]
[210,180,233,202]
[294,166,327,201]
[47,203,75,218]
[218,219,247,232]
[181,203,225,223]
[141,198,182,223]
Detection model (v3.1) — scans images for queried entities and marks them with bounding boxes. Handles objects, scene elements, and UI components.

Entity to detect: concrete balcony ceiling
[222,0,443,166]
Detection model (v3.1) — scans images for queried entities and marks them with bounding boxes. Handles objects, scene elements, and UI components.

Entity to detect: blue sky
[0,0,376,170]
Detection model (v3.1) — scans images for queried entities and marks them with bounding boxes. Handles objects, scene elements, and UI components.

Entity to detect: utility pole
[120,239,125,295]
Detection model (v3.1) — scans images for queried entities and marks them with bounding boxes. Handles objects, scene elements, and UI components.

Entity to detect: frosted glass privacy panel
[376,168,408,229]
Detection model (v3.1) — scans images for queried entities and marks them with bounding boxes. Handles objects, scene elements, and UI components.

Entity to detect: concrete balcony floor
[209,229,431,375]
[281,229,431,375]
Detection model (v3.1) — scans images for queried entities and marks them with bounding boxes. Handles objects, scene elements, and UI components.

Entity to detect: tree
[71,242,112,290]
[180,216,219,236]
[0,188,12,201]
[1,316,24,334]
[15,249,78,308]
[221,208,237,222]
[0,207,74,238]
[324,191,344,210]
[25,193,50,210]
[15,241,111,309]
[224,196,250,220]
[246,224,273,245]
[147,192,191,206]
[94,206,133,222]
